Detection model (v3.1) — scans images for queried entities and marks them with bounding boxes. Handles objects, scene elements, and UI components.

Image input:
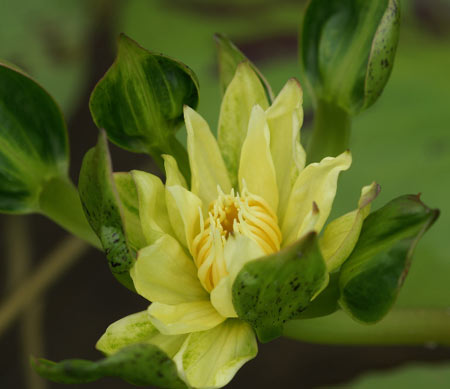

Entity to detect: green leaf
[214,33,273,102]
[32,343,187,388]
[295,273,340,320]
[338,195,439,323]
[0,62,68,213]
[232,232,328,342]
[301,0,401,115]
[89,34,199,181]
[78,131,136,291]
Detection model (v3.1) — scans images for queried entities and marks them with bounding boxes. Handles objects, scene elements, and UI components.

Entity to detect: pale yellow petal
[296,201,320,240]
[266,78,306,219]
[166,184,202,253]
[238,105,278,212]
[174,319,257,389]
[131,170,174,245]
[218,62,269,186]
[282,151,352,246]
[148,301,225,335]
[96,310,186,358]
[320,182,380,272]
[130,234,208,305]
[184,106,231,209]
[114,172,147,250]
[163,154,187,189]
[210,235,265,318]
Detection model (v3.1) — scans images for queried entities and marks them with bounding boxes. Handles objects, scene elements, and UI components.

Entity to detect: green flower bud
[301,0,401,115]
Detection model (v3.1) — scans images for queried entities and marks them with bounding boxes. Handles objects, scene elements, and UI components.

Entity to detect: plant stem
[0,235,89,336]
[284,309,450,346]
[38,176,101,248]
[6,217,47,389]
[306,99,352,163]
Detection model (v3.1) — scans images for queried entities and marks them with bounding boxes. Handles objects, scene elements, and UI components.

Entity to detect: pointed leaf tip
[338,194,439,323]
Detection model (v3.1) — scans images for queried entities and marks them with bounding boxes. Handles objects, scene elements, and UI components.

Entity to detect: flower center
[192,187,281,292]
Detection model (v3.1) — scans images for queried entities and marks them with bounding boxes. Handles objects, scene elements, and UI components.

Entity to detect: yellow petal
[148,301,225,335]
[296,201,320,240]
[163,154,187,189]
[131,170,174,245]
[320,182,380,272]
[114,172,147,250]
[210,235,265,318]
[166,184,202,253]
[174,319,257,389]
[282,151,352,246]
[238,105,278,212]
[130,234,208,305]
[218,62,269,186]
[184,106,231,209]
[266,78,306,219]
[96,310,186,358]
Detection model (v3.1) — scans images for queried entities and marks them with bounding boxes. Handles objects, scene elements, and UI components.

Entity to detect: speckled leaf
[90,34,199,180]
[0,62,68,213]
[78,131,135,291]
[214,33,273,101]
[295,273,340,320]
[301,0,400,114]
[232,232,327,342]
[339,195,439,323]
[32,343,187,388]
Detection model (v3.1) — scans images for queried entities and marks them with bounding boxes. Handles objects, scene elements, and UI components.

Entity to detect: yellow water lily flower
[96,62,374,389]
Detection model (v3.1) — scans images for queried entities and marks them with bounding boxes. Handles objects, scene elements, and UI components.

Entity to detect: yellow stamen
[192,186,281,292]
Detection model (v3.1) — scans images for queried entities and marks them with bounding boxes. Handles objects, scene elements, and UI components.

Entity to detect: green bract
[339,195,439,323]
[78,131,143,291]
[0,62,99,246]
[302,0,401,115]
[90,34,199,181]
[32,343,187,388]
[232,232,327,342]
[0,62,68,213]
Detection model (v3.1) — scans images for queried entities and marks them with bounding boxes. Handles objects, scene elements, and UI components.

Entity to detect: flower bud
[301,0,401,115]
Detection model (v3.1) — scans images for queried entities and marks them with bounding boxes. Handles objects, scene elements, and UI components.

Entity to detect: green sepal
[0,61,68,213]
[214,33,273,102]
[295,273,340,320]
[301,0,401,115]
[89,34,199,181]
[32,343,187,388]
[338,195,439,323]
[232,232,328,342]
[78,131,136,291]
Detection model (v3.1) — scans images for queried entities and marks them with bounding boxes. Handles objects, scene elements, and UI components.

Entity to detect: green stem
[6,217,47,389]
[284,309,450,346]
[38,176,101,248]
[306,99,352,163]
[0,236,89,336]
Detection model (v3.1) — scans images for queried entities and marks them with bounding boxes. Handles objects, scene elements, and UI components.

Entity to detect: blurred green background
[0,0,449,388]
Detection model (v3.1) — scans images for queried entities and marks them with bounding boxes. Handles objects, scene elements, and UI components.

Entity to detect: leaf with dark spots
[232,232,328,342]
[78,131,136,291]
[32,343,187,388]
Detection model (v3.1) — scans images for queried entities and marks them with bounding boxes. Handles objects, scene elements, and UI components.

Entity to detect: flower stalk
[306,99,351,164]
[284,308,450,346]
